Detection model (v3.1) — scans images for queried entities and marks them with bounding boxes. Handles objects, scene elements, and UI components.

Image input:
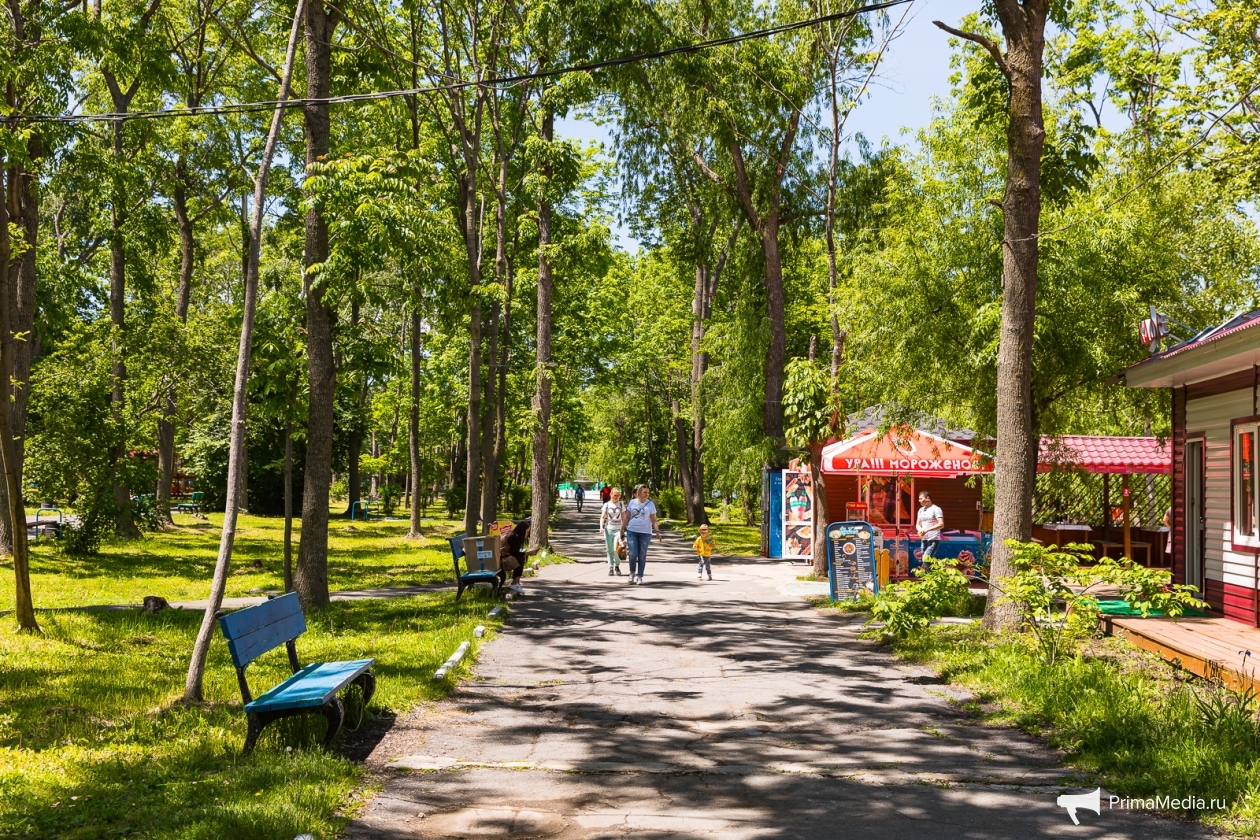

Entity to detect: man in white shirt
[916,491,944,564]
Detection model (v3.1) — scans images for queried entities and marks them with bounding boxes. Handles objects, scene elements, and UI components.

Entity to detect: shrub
[380,482,401,515]
[657,487,684,519]
[869,557,973,636]
[997,540,1207,665]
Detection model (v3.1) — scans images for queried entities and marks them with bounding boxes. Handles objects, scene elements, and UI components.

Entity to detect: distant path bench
[176,492,202,515]
[218,592,375,754]
[449,535,502,602]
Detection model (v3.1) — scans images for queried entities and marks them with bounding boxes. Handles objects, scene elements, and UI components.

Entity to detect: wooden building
[1117,309,1260,626]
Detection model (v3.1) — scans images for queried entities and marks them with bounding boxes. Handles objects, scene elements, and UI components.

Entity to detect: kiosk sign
[827,521,880,602]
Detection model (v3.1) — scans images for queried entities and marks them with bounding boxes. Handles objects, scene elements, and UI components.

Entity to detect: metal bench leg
[322,697,345,747]
[455,579,466,601]
[355,670,377,708]
[243,713,266,755]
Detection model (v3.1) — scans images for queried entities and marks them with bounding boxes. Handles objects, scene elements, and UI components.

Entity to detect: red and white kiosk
[819,424,994,579]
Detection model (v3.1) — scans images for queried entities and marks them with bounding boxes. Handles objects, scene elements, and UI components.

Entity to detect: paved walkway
[344,506,1208,839]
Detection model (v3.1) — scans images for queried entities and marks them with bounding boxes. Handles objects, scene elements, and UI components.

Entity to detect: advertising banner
[782,470,813,559]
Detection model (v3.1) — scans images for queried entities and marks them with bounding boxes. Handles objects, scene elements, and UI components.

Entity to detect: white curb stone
[432,641,470,681]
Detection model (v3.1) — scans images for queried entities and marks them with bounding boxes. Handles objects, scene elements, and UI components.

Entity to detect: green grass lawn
[661,508,761,557]
[893,625,1260,836]
[0,510,507,839]
[0,510,466,609]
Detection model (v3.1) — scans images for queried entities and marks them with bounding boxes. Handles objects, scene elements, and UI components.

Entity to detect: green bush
[380,482,401,515]
[869,556,973,636]
[657,487,684,519]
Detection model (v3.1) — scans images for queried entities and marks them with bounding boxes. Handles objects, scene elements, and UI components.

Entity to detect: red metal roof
[1038,436,1170,475]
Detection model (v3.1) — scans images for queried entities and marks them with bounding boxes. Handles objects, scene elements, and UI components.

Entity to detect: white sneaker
[509,583,525,594]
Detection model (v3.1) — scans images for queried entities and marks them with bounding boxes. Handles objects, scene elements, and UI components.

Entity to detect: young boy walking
[693,524,715,580]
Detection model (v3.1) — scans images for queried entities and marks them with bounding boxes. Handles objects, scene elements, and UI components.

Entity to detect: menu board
[783,470,814,559]
[827,522,877,601]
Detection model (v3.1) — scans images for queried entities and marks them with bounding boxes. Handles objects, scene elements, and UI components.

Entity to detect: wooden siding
[1186,388,1260,625]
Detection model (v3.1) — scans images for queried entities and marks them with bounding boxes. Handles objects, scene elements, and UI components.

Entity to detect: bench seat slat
[461,570,498,581]
[245,658,375,714]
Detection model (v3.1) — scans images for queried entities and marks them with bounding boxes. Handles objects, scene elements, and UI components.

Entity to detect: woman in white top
[599,487,626,576]
[620,484,660,584]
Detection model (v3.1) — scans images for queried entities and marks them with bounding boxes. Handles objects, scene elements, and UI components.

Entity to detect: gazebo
[1035,435,1171,566]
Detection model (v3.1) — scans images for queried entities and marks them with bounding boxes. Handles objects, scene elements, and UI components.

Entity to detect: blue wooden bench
[449,535,502,602]
[218,592,376,754]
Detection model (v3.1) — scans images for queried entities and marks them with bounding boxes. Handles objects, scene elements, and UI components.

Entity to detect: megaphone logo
[1056,788,1101,825]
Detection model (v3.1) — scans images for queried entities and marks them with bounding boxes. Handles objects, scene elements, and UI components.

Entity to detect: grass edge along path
[889,624,1260,837]
[0,591,507,840]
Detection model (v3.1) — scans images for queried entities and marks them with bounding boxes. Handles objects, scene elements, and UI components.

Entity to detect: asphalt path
[343,504,1210,839]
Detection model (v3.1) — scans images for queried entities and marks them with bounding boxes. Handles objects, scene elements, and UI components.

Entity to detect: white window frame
[1233,420,1260,548]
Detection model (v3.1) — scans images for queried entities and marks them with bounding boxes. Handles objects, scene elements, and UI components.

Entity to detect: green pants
[604,529,620,568]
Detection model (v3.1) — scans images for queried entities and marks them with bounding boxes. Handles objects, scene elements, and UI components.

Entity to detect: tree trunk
[967,4,1048,632]
[529,107,553,551]
[462,177,483,537]
[809,442,830,578]
[0,171,37,631]
[0,142,40,557]
[761,211,787,451]
[408,308,422,538]
[107,107,139,539]
[294,0,338,613]
[156,165,195,525]
[284,418,294,591]
[184,0,304,698]
[479,302,499,530]
[686,262,712,525]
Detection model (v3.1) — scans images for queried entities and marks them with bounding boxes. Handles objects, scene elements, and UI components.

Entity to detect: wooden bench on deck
[449,535,502,602]
[218,592,375,754]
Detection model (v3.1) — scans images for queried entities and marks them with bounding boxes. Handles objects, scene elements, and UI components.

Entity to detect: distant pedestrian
[574,484,585,512]
[600,488,625,576]
[693,524,715,581]
[916,492,944,564]
[621,484,660,585]
[600,484,612,504]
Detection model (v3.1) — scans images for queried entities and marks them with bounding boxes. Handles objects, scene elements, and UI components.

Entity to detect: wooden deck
[1104,614,1260,692]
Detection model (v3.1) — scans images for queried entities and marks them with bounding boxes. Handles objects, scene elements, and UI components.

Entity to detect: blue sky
[557,0,978,249]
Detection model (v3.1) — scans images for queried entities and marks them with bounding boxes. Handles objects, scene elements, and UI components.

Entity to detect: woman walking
[621,484,660,584]
[599,487,625,576]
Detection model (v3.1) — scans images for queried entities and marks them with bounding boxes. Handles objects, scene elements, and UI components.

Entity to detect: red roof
[1038,436,1170,475]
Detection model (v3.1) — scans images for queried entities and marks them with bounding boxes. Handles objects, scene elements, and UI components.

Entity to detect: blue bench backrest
[218,592,306,669]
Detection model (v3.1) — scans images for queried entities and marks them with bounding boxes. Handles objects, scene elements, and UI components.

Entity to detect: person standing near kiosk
[916,491,944,563]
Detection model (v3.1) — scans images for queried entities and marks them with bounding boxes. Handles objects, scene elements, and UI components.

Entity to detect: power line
[19,0,913,125]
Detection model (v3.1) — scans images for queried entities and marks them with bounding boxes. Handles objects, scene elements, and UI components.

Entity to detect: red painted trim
[1186,370,1256,401]
[1230,416,1260,554]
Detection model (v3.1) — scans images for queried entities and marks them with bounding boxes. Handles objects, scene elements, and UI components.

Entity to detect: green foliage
[869,557,974,637]
[657,486,685,520]
[997,540,1207,666]
[380,481,402,516]
[783,358,833,449]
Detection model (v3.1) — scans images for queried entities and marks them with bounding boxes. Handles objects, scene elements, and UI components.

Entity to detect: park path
[343,503,1209,839]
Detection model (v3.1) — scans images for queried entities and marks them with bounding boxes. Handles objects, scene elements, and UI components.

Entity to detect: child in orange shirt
[693,524,715,581]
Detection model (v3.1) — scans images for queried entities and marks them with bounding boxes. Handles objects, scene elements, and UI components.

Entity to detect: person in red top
[600,484,612,504]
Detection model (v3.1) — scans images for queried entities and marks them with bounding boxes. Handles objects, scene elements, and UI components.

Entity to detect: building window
[1235,421,1260,544]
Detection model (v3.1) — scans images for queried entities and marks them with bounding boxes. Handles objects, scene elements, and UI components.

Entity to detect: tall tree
[530,98,554,550]
[184,0,304,700]
[294,0,340,612]
[935,4,1049,630]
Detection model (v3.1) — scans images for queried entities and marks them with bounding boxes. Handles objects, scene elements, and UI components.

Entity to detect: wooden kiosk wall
[823,474,983,531]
